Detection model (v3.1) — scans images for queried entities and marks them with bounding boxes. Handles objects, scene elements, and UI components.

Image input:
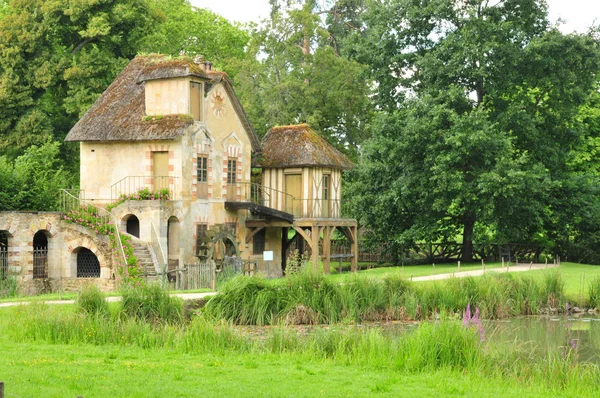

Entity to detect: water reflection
[484,315,600,364]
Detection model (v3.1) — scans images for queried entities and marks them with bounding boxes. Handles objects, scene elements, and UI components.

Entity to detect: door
[285,174,302,216]
[153,151,169,192]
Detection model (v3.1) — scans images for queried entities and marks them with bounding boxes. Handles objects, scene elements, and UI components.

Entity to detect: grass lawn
[326,261,503,282]
[324,261,600,302]
[0,328,586,398]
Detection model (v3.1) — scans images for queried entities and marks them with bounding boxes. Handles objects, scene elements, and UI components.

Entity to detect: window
[253,229,266,255]
[197,156,208,183]
[190,82,202,121]
[195,224,208,256]
[77,248,100,278]
[33,231,48,279]
[227,158,237,184]
[323,175,330,200]
[0,232,8,280]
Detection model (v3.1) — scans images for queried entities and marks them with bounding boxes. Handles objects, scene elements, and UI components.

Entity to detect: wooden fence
[176,260,215,290]
[328,241,543,264]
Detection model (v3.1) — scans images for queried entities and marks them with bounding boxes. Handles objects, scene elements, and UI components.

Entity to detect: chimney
[194,56,213,71]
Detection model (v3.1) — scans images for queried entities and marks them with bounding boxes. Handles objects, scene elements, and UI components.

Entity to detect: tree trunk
[462,212,476,263]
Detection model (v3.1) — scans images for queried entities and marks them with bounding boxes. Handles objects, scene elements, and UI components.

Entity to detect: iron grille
[0,250,7,280]
[77,248,100,278]
[33,249,48,279]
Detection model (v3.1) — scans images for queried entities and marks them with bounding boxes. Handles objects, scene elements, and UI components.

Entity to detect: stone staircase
[132,242,158,281]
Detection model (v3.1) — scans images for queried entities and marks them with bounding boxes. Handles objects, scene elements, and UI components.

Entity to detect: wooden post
[458,261,460,272]
[351,226,358,272]
[312,226,319,272]
[529,261,532,270]
[433,263,436,274]
[502,257,505,269]
[323,227,331,275]
[482,259,485,273]
[1,381,4,398]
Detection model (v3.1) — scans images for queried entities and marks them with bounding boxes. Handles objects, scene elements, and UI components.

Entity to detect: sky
[189,0,599,33]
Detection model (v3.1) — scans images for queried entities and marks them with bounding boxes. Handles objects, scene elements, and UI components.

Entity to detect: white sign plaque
[263,251,274,261]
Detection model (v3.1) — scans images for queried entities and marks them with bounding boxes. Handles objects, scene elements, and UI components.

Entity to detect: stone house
[0,55,357,293]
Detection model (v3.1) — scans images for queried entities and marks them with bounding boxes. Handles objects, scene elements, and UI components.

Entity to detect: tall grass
[76,284,108,317]
[204,270,568,324]
[120,283,182,323]
[589,276,600,309]
[3,304,598,394]
[0,275,18,298]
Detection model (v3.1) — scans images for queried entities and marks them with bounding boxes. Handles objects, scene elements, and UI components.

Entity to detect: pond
[484,314,600,364]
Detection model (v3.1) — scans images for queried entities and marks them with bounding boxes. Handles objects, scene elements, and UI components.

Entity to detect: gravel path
[410,263,559,281]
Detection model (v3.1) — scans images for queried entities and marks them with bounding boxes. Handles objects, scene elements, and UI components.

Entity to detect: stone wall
[0,211,116,295]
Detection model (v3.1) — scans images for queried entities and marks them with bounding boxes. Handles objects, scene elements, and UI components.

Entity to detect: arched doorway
[124,215,140,238]
[0,231,8,280]
[76,248,101,278]
[167,216,180,272]
[33,230,49,279]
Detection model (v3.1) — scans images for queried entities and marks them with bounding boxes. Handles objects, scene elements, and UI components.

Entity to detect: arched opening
[167,216,180,272]
[124,215,140,238]
[76,248,101,278]
[33,230,49,279]
[0,231,9,280]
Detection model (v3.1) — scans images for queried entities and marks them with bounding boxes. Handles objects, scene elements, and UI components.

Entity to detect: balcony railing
[111,176,180,202]
[227,182,293,209]
[290,199,342,218]
[225,183,346,219]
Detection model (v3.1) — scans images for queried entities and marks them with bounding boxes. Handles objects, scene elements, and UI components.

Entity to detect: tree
[348,0,600,261]
[139,0,249,78]
[234,0,372,153]
[0,141,74,211]
[0,0,159,162]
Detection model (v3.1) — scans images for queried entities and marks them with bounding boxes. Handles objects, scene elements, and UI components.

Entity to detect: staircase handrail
[235,181,294,207]
[60,189,128,278]
[150,219,168,284]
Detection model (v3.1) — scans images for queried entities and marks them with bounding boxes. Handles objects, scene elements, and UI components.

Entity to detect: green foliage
[76,284,109,317]
[139,0,249,78]
[347,0,600,259]
[233,0,372,154]
[120,283,183,324]
[0,141,74,211]
[0,0,159,159]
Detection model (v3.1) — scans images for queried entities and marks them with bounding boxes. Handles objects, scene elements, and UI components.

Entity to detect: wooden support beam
[293,227,313,250]
[245,226,265,244]
[312,225,320,271]
[351,225,358,272]
[323,226,332,274]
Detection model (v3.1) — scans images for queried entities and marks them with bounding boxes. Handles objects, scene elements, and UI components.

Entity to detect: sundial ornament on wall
[211,90,226,117]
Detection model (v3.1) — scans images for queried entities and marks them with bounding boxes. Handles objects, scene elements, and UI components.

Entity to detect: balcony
[224,182,346,221]
[111,176,181,202]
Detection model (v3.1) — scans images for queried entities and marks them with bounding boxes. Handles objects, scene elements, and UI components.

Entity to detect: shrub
[120,283,182,324]
[76,284,108,317]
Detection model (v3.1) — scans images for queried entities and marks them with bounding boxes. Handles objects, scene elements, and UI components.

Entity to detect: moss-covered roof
[257,124,353,170]
[65,55,260,150]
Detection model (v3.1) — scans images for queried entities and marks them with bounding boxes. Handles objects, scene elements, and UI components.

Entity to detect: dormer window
[190,82,203,121]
